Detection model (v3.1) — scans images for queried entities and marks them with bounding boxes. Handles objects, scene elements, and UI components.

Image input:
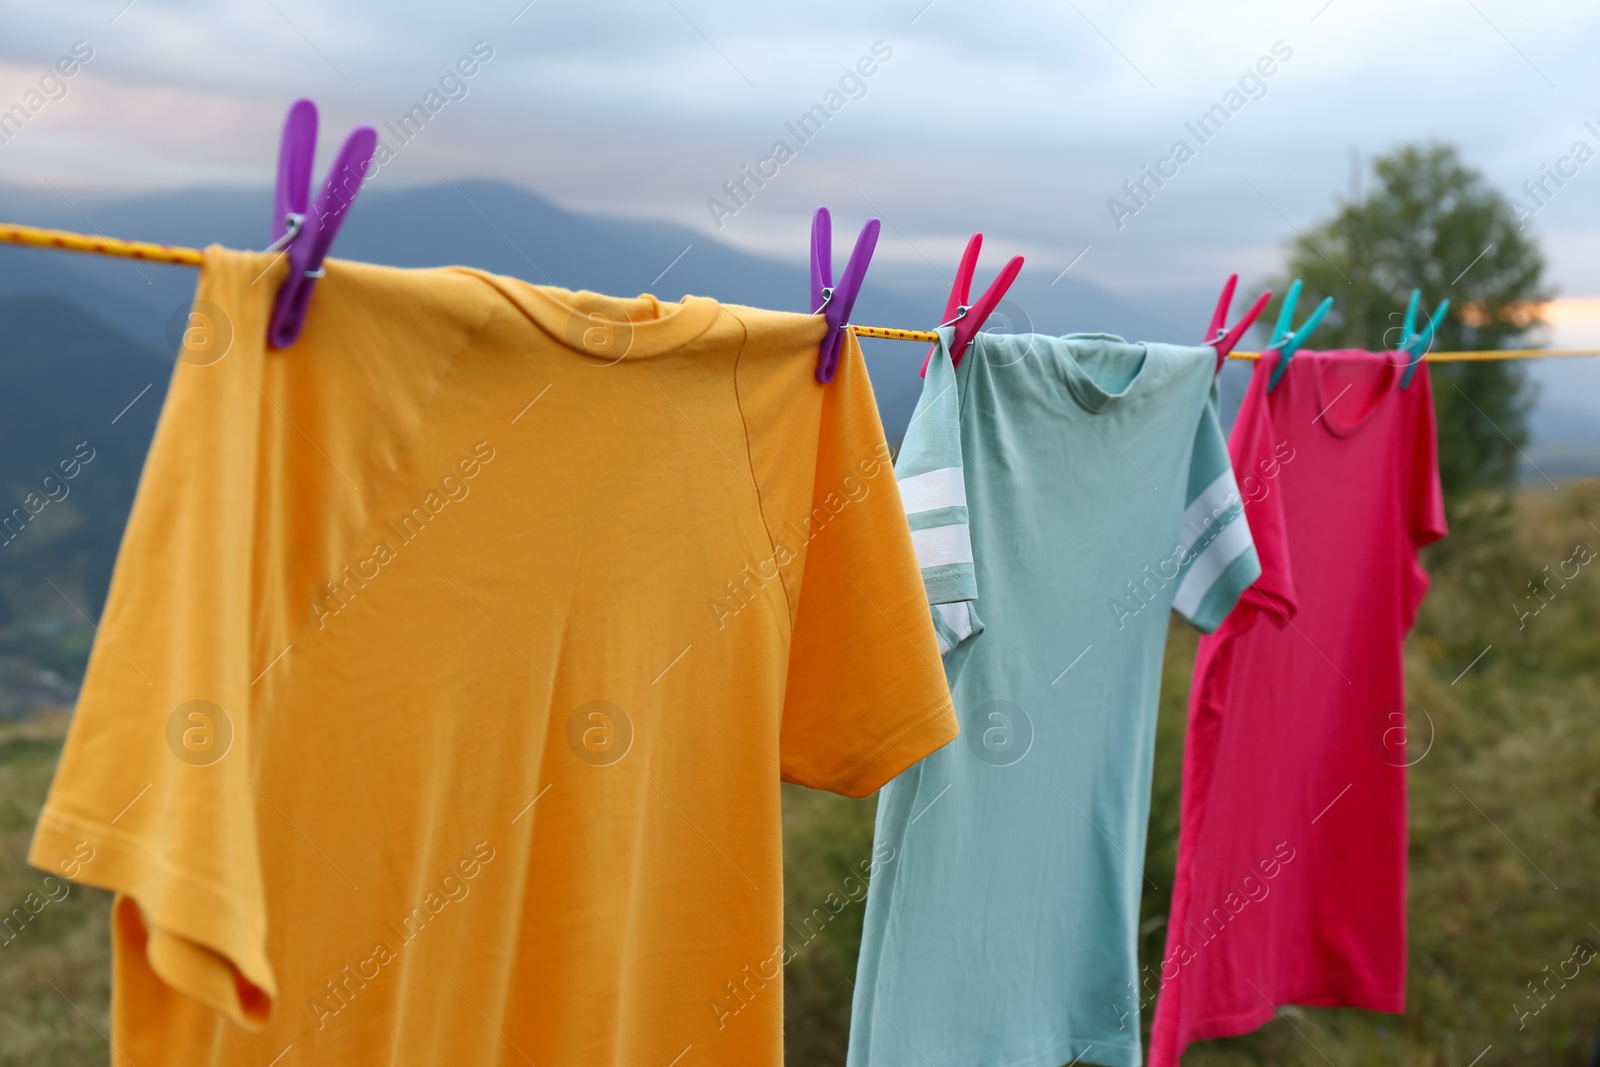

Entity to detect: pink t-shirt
[1149,349,1447,1065]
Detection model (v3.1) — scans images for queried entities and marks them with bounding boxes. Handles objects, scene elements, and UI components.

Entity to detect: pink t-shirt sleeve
[1231,354,1297,624]
[1402,365,1448,627]
[1406,365,1449,548]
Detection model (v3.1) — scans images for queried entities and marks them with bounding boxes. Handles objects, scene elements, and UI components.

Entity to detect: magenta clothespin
[266,99,377,349]
[919,233,1024,378]
[1205,273,1271,373]
[810,206,880,383]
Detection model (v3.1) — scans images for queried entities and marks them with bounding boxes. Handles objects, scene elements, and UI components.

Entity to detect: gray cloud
[1,0,1599,301]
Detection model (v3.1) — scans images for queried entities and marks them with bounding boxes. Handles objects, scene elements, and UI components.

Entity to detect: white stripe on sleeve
[909,524,974,569]
[1177,468,1241,555]
[934,601,978,645]
[898,466,967,514]
[1173,515,1253,618]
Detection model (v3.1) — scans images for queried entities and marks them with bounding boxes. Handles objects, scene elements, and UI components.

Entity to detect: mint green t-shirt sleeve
[1171,380,1261,633]
[894,329,983,656]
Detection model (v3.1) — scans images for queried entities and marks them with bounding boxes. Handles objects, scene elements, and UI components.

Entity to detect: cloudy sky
[4,0,1600,345]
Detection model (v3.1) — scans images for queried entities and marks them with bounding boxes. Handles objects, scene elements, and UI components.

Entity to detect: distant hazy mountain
[0,294,167,622]
[1526,398,1600,482]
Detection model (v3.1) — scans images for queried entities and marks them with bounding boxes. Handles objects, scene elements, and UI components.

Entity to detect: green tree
[1265,142,1551,511]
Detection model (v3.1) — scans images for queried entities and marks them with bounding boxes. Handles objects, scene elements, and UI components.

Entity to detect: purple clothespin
[810,206,880,383]
[266,99,377,349]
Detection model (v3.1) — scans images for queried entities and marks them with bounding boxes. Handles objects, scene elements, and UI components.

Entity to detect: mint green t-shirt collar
[968,332,1152,415]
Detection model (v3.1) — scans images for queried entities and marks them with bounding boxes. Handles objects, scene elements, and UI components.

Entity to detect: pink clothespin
[266,99,377,349]
[919,233,1024,377]
[810,206,880,383]
[1205,274,1271,373]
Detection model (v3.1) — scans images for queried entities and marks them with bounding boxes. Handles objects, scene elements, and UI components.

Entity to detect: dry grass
[0,711,112,1067]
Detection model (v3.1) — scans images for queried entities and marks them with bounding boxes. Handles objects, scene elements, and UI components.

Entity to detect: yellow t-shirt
[29,248,957,1065]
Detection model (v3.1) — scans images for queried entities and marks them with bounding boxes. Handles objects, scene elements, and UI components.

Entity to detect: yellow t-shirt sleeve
[28,248,278,1030]
[777,334,959,797]
[30,250,496,1037]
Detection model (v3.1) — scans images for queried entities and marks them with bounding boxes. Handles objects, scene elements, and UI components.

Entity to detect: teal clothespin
[1265,279,1334,392]
[1398,289,1449,389]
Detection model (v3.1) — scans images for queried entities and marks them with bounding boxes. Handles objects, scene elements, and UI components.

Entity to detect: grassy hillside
[1,485,1596,1064]
[0,713,112,1066]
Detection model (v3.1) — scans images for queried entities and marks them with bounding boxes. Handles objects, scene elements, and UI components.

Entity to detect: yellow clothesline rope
[2,222,1594,361]
[848,326,1600,362]
[1,221,204,267]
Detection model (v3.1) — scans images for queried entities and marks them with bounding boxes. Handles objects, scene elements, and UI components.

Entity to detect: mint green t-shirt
[849,330,1259,1067]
